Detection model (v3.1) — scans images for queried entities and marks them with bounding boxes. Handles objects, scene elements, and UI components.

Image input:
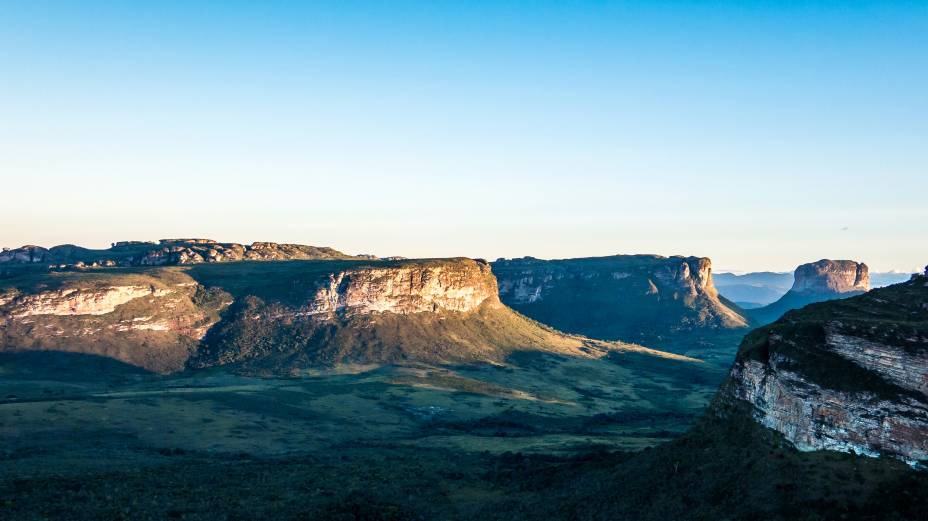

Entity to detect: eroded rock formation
[748,259,870,325]
[491,255,749,352]
[0,272,231,373]
[792,259,869,294]
[717,277,928,466]
[2,257,685,373]
[0,239,358,268]
[307,260,499,315]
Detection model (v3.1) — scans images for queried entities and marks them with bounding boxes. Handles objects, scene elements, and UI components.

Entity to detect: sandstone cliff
[715,276,928,466]
[491,255,749,357]
[190,258,691,372]
[1,257,691,374]
[306,259,500,315]
[792,259,869,294]
[749,259,870,324]
[0,270,231,373]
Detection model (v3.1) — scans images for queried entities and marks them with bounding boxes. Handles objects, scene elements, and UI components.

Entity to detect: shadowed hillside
[491,255,751,364]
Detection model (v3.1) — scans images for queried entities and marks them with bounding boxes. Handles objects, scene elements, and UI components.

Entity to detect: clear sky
[1,1,926,272]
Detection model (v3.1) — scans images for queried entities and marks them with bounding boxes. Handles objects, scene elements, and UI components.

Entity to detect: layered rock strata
[718,278,928,466]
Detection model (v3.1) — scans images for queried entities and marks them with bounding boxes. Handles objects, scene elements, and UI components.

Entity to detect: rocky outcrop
[717,278,928,466]
[792,260,869,294]
[307,260,499,316]
[491,255,749,353]
[0,272,231,373]
[7,286,170,317]
[0,245,51,263]
[0,239,357,267]
[134,240,358,265]
[748,260,870,324]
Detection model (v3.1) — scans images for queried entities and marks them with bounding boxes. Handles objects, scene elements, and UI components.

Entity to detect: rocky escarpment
[0,239,357,268]
[0,270,231,373]
[306,260,499,315]
[716,276,928,466]
[2,257,690,374]
[191,258,689,372]
[749,260,870,325]
[491,255,749,356]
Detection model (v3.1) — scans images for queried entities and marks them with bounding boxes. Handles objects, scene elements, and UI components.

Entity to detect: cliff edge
[716,275,927,465]
[491,255,750,355]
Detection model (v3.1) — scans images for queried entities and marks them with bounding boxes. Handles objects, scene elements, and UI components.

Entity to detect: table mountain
[491,255,750,358]
[0,255,691,374]
[748,259,869,324]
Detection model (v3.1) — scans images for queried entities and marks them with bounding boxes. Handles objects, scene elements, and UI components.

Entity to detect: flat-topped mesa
[308,259,500,315]
[791,259,870,294]
[747,259,870,325]
[715,277,928,466]
[491,255,749,351]
[4,256,681,373]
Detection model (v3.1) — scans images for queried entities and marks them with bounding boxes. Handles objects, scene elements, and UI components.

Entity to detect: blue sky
[1,1,926,272]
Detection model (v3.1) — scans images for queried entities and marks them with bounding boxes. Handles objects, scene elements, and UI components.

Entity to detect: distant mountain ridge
[713,271,793,307]
[0,239,359,268]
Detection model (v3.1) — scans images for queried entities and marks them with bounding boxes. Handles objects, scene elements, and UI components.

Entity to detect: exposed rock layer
[491,255,749,352]
[2,257,688,374]
[792,259,869,294]
[717,277,928,465]
[308,260,499,315]
[748,260,870,325]
[0,271,230,373]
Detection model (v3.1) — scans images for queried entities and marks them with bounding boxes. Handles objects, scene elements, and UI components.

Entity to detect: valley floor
[0,350,717,460]
[2,351,924,520]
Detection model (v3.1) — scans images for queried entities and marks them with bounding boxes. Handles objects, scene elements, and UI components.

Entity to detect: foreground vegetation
[2,401,925,520]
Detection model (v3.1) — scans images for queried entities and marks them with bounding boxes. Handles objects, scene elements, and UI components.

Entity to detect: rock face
[191,258,686,371]
[2,256,687,373]
[0,239,357,268]
[307,260,499,315]
[0,271,231,373]
[717,277,928,466]
[491,255,749,354]
[749,260,870,324]
[791,260,869,294]
[0,245,52,264]
[8,286,170,317]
